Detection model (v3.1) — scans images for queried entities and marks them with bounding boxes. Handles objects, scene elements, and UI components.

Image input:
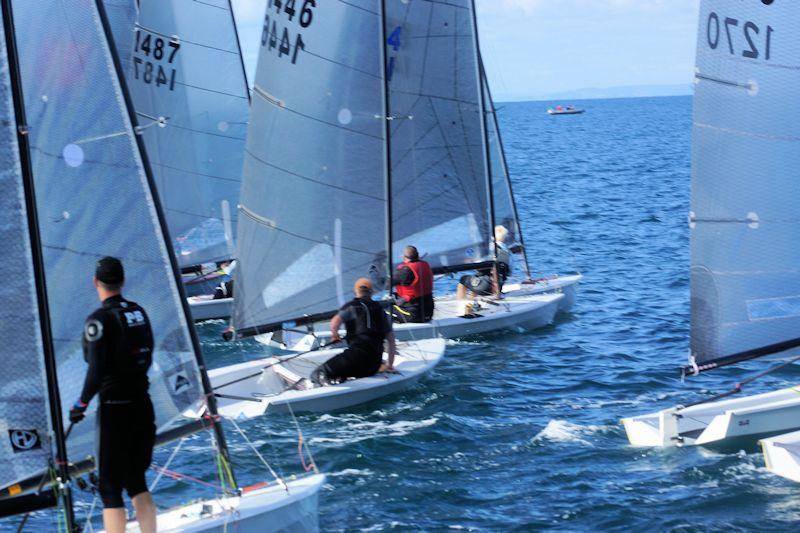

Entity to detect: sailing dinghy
[217,0,445,415]
[253,0,576,352]
[761,430,800,483]
[622,0,800,450]
[259,293,563,352]
[103,0,250,311]
[196,5,580,324]
[0,1,323,530]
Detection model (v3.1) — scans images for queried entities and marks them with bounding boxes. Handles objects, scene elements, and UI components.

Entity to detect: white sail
[233,0,387,334]
[101,0,138,72]
[123,0,250,267]
[11,0,206,464]
[384,0,492,273]
[690,0,800,371]
[0,13,54,491]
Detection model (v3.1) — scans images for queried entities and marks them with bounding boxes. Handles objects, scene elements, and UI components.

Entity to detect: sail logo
[8,429,41,453]
[173,374,191,394]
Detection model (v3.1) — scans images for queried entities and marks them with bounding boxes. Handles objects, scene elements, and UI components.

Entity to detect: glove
[69,401,87,424]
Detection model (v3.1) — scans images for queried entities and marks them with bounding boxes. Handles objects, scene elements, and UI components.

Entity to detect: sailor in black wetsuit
[310,278,397,385]
[69,257,157,533]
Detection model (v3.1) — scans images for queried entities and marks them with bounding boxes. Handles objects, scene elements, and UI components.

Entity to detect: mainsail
[481,64,530,278]
[121,0,250,267]
[233,0,388,335]
[383,0,493,273]
[688,0,800,373]
[10,0,207,471]
[0,3,59,502]
[101,0,138,72]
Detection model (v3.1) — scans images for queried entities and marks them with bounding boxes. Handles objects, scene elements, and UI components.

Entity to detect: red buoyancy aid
[395,260,434,302]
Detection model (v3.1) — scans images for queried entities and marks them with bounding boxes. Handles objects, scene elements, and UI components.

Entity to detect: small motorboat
[547,105,584,115]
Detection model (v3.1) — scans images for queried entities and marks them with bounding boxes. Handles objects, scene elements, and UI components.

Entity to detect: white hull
[188,295,233,321]
[185,274,580,323]
[622,384,800,450]
[503,273,582,313]
[203,339,445,418]
[761,430,800,483]
[114,473,324,532]
[259,293,563,352]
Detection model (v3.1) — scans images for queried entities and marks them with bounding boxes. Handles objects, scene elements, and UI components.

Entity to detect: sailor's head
[403,245,420,262]
[494,225,510,245]
[353,277,373,298]
[94,256,124,292]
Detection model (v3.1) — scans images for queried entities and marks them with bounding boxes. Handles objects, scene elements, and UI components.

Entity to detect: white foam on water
[531,419,610,446]
[309,417,439,447]
[327,468,374,478]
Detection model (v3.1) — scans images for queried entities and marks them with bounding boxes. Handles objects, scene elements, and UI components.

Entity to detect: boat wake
[309,417,439,447]
[531,419,612,446]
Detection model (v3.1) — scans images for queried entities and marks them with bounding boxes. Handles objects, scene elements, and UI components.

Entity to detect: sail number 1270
[706,12,773,60]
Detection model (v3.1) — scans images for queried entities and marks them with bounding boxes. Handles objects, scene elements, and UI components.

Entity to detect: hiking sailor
[457,225,512,299]
[392,245,434,323]
[69,257,157,533]
[310,278,397,385]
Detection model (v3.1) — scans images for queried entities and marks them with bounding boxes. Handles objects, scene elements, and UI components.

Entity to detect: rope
[149,464,225,491]
[679,353,800,411]
[81,495,99,533]
[286,402,319,474]
[226,417,288,491]
[149,438,185,492]
[213,342,342,391]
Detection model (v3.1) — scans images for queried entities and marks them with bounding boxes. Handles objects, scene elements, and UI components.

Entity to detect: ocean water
[12,95,800,531]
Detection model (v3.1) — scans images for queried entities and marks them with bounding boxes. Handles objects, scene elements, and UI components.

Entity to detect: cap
[95,256,124,285]
[353,277,373,293]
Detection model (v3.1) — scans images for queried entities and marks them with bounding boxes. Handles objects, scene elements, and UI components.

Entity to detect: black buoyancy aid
[343,298,387,349]
[104,299,153,396]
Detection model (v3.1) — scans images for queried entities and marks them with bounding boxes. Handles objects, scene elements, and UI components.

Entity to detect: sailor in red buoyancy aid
[392,245,434,323]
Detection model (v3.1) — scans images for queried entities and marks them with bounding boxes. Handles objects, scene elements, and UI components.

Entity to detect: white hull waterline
[503,273,582,313]
[622,384,800,450]
[260,292,564,352]
[202,339,445,418]
[185,274,579,323]
[109,473,324,532]
[761,430,800,483]
[188,295,233,321]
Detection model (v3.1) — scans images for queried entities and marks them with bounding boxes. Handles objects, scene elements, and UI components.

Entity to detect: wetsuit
[316,298,391,382]
[460,245,512,296]
[213,279,234,300]
[393,260,434,323]
[79,294,155,509]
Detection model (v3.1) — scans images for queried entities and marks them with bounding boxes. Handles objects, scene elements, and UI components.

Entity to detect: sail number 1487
[706,12,773,60]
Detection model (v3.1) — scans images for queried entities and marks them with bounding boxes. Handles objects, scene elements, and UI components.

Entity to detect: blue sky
[231,0,700,100]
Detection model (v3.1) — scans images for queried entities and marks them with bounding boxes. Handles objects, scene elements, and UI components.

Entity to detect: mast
[1,0,76,527]
[379,0,393,289]
[479,53,531,279]
[468,0,499,290]
[226,0,251,105]
[94,0,237,488]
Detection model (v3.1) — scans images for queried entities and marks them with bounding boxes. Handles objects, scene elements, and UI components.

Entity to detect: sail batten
[689,0,800,372]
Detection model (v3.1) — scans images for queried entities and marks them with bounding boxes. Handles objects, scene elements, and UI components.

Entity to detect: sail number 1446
[706,12,773,60]
[261,0,316,65]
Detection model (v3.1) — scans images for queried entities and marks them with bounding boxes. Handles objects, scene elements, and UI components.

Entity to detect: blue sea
[13,95,800,531]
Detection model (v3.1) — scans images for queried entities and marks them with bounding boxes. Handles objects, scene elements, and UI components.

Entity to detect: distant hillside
[496,83,693,103]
